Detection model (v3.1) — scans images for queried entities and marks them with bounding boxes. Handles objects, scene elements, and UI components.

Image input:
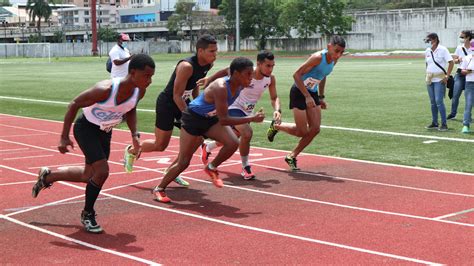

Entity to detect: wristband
[131,132,140,138]
[318,95,325,100]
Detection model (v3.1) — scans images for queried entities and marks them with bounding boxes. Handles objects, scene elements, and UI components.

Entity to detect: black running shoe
[425,123,439,129]
[241,165,256,180]
[32,167,52,198]
[81,210,103,234]
[285,155,300,171]
[267,120,279,142]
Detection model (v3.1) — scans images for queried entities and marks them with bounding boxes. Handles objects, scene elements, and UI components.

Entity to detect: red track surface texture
[1,114,473,264]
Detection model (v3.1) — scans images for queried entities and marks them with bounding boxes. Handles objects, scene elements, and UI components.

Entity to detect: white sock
[206,141,218,152]
[208,163,216,170]
[241,156,249,168]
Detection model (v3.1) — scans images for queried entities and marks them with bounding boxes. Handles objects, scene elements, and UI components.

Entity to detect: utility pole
[444,0,448,29]
[236,0,240,51]
[91,0,98,56]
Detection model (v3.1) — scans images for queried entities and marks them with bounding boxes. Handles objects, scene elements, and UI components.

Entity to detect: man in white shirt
[109,33,132,78]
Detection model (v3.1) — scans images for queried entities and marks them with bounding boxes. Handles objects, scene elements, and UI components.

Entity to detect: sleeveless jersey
[162,55,212,101]
[229,75,271,115]
[189,77,241,117]
[300,49,334,93]
[83,78,140,132]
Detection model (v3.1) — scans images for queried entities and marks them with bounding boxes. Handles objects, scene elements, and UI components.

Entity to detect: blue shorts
[228,109,247,117]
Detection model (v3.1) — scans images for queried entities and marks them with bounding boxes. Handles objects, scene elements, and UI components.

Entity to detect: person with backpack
[108,33,132,78]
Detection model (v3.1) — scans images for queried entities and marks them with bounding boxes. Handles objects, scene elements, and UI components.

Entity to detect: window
[85,18,89,23]
[85,11,89,15]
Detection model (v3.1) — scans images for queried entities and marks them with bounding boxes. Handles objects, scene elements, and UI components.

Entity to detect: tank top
[189,77,241,117]
[229,75,271,115]
[300,49,335,93]
[162,55,212,101]
[83,78,140,132]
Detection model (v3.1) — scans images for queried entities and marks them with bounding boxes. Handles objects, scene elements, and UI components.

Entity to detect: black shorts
[155,92,187,131]
[289,85,321,110]
[73,114,112,165]
[181,108,219,136]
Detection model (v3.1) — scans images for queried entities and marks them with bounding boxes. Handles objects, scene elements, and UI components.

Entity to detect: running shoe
[241,165,255,180]
[204,165,223,188]
[285,155,300,171]
[152,187,171,203]
[80,210,103,234]
[201,143,211,165]
[123,145,136,173]
[267,120,279,142]
[32,167,52,198]
[438,124,448,132]
[174,176,190,187]
[462,125,470,134]
[425,123,439,130]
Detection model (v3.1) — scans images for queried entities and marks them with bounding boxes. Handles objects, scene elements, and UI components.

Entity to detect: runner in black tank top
[123,35,219,187]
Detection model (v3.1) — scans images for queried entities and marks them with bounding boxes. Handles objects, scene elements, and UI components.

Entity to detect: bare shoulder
[94,80,113,91]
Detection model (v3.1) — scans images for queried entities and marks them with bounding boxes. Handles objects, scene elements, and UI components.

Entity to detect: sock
[84,179,102,213]
[208,162,216,170]
[207,141,218,152]
[241,156,249,168]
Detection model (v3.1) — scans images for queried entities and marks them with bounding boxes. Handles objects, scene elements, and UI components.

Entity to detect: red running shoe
[204,165,223,188]
[201,143,211,165]
[152,187,171,203]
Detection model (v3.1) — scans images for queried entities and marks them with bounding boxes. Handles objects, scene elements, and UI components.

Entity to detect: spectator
[448,30,473,120]
[109,33,132,78]
[424,33,454,131]
[460,40,474,133]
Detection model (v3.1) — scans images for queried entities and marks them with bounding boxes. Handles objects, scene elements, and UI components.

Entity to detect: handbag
[106,57,112,73]
[430,51,454,98]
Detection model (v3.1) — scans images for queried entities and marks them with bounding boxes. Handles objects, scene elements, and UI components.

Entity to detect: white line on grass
[2,96,473,143]
[0,215,161,265]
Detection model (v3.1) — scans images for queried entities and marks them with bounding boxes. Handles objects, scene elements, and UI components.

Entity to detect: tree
[0,0,11,6]
[26,0,56,41]
[219,0,284,50]
[51,30,65,43]
[167,0,209,52]
[98,27,117,42]
[279,0,353,38]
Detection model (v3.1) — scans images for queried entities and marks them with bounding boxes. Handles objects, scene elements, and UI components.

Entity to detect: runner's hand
[320,100,327,110]
[58,137,74,154]
[252,108,265,123]
[273,110,282,124]
[196,77,209,88]
[305,95,316,109]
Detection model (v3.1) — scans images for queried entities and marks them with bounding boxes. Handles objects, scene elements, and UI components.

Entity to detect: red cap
[120,33,130,41]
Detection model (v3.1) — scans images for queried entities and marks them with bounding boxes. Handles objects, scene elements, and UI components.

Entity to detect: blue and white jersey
[83,78,139,132]
[301,49,334,93]
[189,77,242,117]
[229,75,271,116]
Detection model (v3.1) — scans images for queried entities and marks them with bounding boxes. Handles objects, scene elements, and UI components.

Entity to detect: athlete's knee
[152,139,169,151]
[93,167,109,184]
[308,126,320,137]
[239,127,253,140]
[295,128,309,138]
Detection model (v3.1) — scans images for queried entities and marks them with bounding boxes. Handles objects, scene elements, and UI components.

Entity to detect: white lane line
[0,148,29,153]
[100,192,441,265]
[2,97,473,143]
[2,113,474,176]
[4,197,112,212]
[4,154,53,161]
[28,163,84,169]
[0,180,35,186]
[0,165,442,264]
[249,162,474,198]
[0,133,48,138]
[433,208,474,220]
[3,155,474,228]
[0,215,161,265]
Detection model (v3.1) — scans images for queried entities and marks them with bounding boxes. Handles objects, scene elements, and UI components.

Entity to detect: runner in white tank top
[31,54,155,234]
[201,51,281,180]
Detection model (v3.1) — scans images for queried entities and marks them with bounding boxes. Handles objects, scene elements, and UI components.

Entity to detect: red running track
[1,114,473,264]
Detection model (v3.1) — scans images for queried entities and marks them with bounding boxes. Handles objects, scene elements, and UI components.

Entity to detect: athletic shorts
[181,108,219,136]
[228,108,247,117]
[289,85,321,110]
[73,114,112,165]
[155,92,188,131]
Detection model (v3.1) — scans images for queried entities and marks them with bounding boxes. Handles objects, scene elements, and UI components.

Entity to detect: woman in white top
[424,32,454,131]
[448,30,473,120]
[460,41,474,133]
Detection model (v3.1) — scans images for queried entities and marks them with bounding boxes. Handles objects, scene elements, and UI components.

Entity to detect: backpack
[106,57,112,73]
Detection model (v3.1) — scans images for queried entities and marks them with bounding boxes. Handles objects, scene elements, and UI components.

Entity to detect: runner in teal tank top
[266,35,346,171]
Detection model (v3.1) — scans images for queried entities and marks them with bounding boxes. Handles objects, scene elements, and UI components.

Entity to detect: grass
[0,53,473,173]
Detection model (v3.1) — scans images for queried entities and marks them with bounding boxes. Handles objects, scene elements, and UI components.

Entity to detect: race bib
[243,102,256,111]
[303,77,321,91]
[99,119,122,132]
[182,90,192,101]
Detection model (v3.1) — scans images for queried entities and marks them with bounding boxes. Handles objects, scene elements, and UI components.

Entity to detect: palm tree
[26,0,56,40]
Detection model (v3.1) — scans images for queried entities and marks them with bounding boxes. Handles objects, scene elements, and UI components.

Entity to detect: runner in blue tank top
[152,57,265,203]
[267,35,346,171]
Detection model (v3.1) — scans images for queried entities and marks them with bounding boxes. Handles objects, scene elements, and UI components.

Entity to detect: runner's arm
[173,62,194,112]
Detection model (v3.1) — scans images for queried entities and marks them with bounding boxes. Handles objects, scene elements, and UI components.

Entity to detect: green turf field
[1,53,473,173]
